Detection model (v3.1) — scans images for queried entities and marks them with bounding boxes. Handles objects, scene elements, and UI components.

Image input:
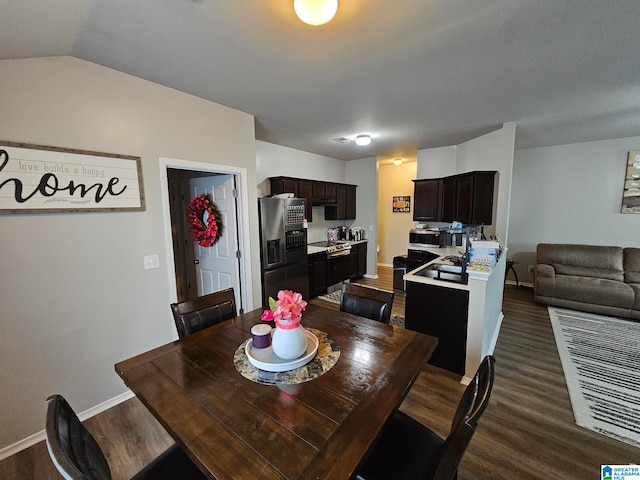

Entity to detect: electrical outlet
[143,254,160,270]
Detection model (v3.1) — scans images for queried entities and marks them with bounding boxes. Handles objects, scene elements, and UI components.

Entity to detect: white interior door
[189,175,241,306]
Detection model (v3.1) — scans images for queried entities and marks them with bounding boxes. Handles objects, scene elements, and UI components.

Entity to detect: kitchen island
[404,244,506,383]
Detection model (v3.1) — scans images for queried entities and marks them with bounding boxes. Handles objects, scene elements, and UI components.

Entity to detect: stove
[308,241,352,257]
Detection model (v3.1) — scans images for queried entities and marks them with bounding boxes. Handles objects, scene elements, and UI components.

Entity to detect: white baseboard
[0,390,134,461]
[363,273,379,279]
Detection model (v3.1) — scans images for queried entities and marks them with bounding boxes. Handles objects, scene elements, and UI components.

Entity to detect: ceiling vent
[333,137,351,144]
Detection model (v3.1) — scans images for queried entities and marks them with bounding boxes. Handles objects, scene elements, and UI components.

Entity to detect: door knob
[194,259,200,264]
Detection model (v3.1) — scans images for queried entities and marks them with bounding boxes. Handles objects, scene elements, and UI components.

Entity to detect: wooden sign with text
[0,141,145,213]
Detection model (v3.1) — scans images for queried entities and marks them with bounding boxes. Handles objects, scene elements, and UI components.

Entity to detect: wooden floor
[2,267,638,479]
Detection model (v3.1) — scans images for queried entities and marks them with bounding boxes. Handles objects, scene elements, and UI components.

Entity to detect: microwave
[409,229,461,248]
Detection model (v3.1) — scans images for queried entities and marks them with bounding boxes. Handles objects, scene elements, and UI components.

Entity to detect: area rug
[548,307,640,448]
[318,289,405,328]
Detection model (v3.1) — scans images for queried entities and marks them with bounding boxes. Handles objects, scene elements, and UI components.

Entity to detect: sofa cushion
[537,244,624,281]
[536,274,634,309]
[624,248,640,284]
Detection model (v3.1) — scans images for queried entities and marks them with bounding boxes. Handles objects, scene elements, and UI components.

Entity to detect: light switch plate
[143,254,160,270]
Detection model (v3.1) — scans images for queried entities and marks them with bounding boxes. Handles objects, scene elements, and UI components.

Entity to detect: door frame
[159,157,254,312]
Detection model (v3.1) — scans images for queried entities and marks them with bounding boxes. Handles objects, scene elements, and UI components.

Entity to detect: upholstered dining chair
[339,283,395,324]
[170,287,237,338]
[45,394,207,480]
[355,355,496,480]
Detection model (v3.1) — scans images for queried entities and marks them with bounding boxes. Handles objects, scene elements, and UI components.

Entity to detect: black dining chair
[170,287,237,338]
[45,394,207,480]
[355,355,496,480]
[339,283,395,324]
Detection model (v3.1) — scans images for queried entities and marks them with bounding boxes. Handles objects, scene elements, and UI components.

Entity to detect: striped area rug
[549,307,640,448]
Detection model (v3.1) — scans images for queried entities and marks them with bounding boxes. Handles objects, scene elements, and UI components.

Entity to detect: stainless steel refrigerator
[258,196,309,304]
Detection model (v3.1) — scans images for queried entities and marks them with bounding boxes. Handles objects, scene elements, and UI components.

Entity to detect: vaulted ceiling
[2,0,639,160]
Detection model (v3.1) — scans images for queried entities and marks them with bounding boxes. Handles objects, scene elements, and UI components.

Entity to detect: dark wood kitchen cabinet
[405,280,469,375]
[412,179,442,221]
[312,182,337,204]
[414,171,496,225]
[308,251,327,298]
[325,184,357,220]
[355,242,367,277]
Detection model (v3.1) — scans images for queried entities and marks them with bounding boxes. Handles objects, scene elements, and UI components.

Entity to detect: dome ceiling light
[294,0,338,26]
[355,134,371,146]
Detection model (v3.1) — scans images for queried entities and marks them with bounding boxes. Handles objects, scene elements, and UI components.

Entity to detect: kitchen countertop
[307,239,368,255]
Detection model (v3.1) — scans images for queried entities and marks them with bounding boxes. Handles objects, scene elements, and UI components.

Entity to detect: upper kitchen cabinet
[413,171,496,225]
[412,179,442,221]
[325,184,357,220]
[269,177,357,222]
[269,177,314,222]
[312,182,337,205]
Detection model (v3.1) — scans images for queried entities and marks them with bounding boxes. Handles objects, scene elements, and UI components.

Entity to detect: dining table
[114,302,438,480]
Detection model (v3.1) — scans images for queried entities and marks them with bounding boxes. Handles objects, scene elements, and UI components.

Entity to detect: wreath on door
[186,194,224,247]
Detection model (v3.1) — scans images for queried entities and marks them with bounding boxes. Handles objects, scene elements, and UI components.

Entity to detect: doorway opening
[159,157,253,315]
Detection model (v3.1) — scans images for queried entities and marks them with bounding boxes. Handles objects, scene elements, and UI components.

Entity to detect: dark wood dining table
[115,303,437,480]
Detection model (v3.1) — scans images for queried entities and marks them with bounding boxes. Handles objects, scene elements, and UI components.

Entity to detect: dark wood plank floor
[2,267,638,479]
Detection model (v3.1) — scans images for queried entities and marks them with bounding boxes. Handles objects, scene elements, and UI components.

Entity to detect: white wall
[416,146,456,179]
[0,57,258,453]
[377,161,417,265]
[508,135,640,285]
[346,157,378,276]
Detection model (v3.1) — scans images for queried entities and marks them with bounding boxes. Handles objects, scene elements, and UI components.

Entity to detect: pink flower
[262,290,307,322]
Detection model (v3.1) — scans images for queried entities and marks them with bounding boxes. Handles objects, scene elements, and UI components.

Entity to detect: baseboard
[363,273,378,279]
[0,390,135,461]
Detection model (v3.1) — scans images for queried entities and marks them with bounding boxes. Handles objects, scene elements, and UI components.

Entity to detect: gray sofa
[534,243,640,320]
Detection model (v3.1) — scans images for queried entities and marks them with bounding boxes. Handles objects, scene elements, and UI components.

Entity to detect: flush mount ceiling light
[294,0,338,26]
[355,134,371,146]
[393,159,403,166]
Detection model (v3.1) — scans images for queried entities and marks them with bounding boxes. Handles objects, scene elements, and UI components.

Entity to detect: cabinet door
[441,178,456,222]
[308,253,327,297]
[455,175,474,224]
[356,243,367,277]
[470,172,495,225]
[345,185,357,219]
[298,180,313,223]
[312,182,337,204]
[348,249,359,281]
[413,180,441,221]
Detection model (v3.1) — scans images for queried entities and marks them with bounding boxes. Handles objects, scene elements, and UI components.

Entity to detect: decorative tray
[245,330,318,372]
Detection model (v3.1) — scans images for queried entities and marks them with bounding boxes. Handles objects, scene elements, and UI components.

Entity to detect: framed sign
[393,195,411,213]
[0,141,145,213]
[621,150,640,214]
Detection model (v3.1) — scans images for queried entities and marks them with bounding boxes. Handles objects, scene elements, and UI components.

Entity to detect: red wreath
[186,195,224,247]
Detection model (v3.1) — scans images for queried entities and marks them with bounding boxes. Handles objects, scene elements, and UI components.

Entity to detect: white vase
[271,319,307,360]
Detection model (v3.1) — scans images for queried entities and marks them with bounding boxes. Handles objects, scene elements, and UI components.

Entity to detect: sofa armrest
[535,264,555,278]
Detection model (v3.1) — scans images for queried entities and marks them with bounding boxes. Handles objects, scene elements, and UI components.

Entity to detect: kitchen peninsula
[404,244,506,383]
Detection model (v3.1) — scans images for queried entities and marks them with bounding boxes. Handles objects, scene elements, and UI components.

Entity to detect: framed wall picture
[393,195,411,213]
[621,150,640,214]
[0,141,145,214]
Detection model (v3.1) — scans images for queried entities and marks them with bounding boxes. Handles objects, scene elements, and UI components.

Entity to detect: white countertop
[307,239,368,255]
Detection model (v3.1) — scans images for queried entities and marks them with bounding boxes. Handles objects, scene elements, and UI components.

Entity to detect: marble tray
[245,330,318,372]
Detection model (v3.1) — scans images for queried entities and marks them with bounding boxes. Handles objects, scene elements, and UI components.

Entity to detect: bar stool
[505,260,519,287]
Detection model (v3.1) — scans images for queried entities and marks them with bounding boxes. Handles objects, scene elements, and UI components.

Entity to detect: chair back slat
[339,283,395,324]
[171,288,237,338]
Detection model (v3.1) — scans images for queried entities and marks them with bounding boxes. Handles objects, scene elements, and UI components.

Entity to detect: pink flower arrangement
[261,290,308,324]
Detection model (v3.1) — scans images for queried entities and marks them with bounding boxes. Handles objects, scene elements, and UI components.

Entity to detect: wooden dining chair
[339,283,395,324]
[355,355,496,480]
[170,287,237,338]
[45,394,207,480]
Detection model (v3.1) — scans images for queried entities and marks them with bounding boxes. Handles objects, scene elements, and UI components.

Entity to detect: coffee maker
[336,226,348,240]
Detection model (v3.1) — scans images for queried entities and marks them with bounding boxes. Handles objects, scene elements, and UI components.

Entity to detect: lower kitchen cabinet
[406,249,439,273]
[355,242,367,277]
[405,281,469,375]
[308,252,327,298]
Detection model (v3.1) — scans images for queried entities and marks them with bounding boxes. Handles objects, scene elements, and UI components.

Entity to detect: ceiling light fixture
[294,0,338,26]
[393,159,403,166]
[355,134,371,146]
